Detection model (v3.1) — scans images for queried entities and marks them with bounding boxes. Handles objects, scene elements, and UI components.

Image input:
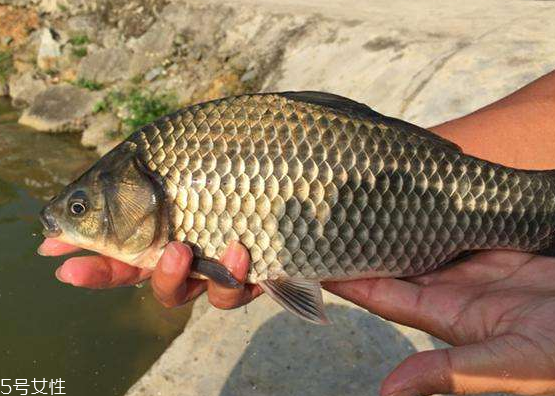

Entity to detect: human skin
[38,71,555,396]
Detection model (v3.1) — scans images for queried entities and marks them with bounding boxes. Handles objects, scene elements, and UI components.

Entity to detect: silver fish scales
[129,92,555,284]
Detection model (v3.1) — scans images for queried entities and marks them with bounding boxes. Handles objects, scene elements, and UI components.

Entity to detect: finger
[56,256,151,288]
[207,241,263,309]
[38,238,82,256]
[151,242,197,308]
[323,279,452,339]
[380,334,555,396]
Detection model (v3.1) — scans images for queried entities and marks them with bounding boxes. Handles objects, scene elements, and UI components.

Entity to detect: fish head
[40,142,167,268]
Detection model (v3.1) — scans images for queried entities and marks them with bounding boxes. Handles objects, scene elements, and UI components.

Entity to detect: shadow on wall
[219,304,417,396]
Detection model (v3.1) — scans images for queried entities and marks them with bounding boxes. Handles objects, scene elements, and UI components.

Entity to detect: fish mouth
[40,206,62,238]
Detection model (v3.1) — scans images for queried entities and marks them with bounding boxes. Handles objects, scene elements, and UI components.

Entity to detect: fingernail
[55,266,70,284]
[37,242,47,256]
[223,241,243,263]
[161,243,186,275]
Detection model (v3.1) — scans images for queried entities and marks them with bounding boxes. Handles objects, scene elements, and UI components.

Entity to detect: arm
[431,70,555,169]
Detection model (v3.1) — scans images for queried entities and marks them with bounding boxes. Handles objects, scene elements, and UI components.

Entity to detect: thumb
[380,335,555,396]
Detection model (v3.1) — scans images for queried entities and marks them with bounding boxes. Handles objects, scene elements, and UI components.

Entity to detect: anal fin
[259,278,330,325]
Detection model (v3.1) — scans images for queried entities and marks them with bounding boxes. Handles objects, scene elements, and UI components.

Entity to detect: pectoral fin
[191,258,242,289]
[259,278,330,325]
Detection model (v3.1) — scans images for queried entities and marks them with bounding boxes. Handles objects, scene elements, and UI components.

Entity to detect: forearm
[430,71,555,170]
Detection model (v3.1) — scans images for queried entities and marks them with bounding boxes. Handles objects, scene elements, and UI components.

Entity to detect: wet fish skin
[128,91,555,283]
[41,91,555,324]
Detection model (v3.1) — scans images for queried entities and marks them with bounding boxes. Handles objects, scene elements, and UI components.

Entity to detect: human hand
[324,251,555,396]
[37,239,262,309]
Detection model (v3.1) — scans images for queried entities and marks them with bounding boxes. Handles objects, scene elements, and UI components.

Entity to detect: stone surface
[8,71,47,106]
[19,84,103,132]
[36,28,61,71]
[65,15,98,38]
[253,0,555,127]
[77,47,132,84]
[128,22,175,77]
[127,293,437,396]
[80,112,120,147]
[0,5,39,49]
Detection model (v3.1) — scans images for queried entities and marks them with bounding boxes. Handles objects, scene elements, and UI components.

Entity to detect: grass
[122,90,177,130]
[130,74,143,84]
[0,51,14,86]
[69,35,89,58]
[75,78,103,91]
[68,34,90,46]
[71,47,88,58]
[94,89,178,135]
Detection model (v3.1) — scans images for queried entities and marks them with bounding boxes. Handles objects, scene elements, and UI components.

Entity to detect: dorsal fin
[279,91,380,118]
[278,90,461,153]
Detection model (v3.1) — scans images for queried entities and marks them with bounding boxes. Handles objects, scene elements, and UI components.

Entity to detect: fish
[40,91,555,324]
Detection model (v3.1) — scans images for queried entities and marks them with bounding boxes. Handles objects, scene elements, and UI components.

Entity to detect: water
[0,98,192,395]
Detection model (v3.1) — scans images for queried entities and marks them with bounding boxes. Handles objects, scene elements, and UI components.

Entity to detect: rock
[259,0,555,128]
[95,139,120,156]
[0,5,40,48]
[240,69,257,83]
[36,28,61,71]
[101,27,123,49]
[128,23,175,77]
[8,71,47,106]
[37,0,89,14]
[66,14,98,38]
[77,46,132,84]
[18,84,103,132]
[80,112,119,147]
[149,73,195,104]
[144,66,164,82]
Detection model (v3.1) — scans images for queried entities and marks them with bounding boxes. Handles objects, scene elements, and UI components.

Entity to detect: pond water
[0,98,192,396]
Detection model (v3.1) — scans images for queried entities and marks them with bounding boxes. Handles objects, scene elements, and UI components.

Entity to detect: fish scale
[127,92,555,284]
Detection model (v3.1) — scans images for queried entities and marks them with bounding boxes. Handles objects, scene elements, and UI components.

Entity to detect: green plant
[75,78,102,91]
[93,89,178,135]
[0,51,14,86]
[131,74,143,84]
[93,99,108,113]
[71,47,88,58]
[122,90,177,130]
[68,34,89,46]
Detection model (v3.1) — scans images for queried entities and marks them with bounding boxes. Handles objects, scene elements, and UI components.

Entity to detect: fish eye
[68,191,88,217]
[70,201,86,216]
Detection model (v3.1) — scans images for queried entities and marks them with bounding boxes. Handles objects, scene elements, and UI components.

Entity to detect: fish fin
[279,91,461,153]
[259,278,330,325]
[191,257,242,289]
[279,91,380,119]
